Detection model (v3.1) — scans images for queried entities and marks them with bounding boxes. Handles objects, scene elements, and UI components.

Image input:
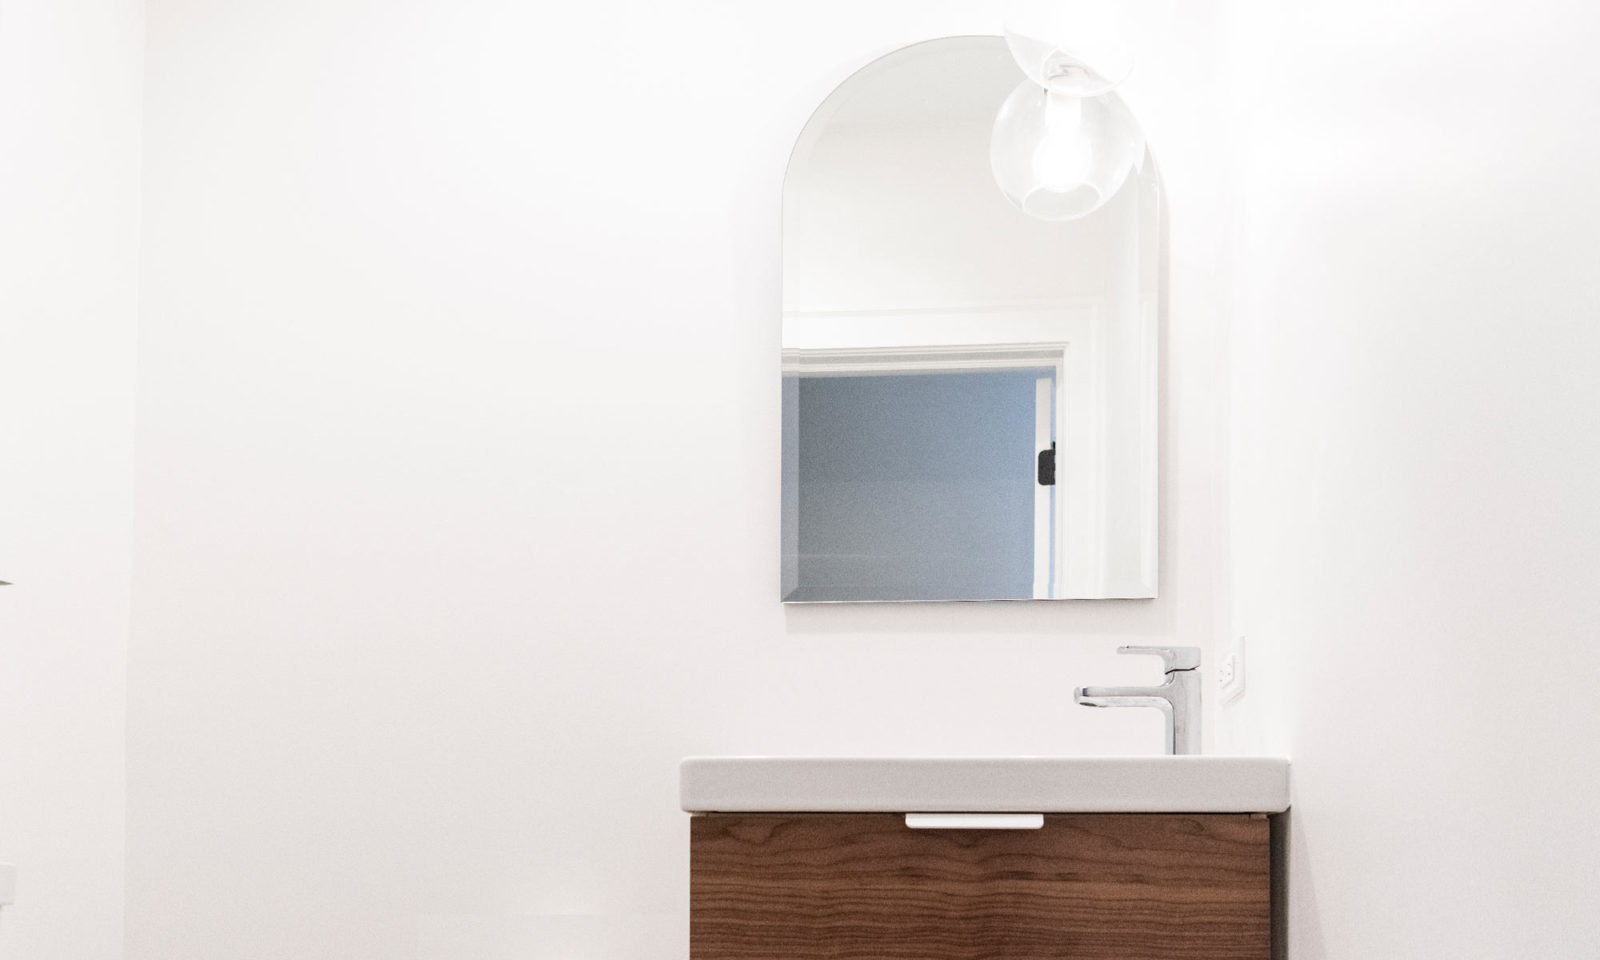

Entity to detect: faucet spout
[1075,685,1171,701]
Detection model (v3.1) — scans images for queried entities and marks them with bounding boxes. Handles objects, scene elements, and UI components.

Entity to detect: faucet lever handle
[1117,645,1201,673]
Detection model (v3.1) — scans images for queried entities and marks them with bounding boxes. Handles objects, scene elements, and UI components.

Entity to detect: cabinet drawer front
[691,813,1269,960]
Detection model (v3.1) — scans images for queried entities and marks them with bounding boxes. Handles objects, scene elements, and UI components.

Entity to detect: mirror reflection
[781,36,1160,602]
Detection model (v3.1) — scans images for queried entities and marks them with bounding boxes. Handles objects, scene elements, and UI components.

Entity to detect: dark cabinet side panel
[691,813,1270,960]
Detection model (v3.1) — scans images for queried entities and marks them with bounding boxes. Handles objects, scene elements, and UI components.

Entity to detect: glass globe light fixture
[990,81,1145,222]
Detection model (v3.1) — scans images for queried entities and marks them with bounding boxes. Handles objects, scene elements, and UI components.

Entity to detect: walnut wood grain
[691,813,1269,960]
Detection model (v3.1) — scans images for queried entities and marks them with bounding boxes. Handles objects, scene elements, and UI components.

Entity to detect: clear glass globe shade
[1004,0,1132,97]
[989,83,1144,222]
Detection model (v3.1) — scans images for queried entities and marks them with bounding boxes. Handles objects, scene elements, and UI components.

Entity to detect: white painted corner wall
[1218,0,1600,955]
[22,1,1600,958]
[0,0,144,957]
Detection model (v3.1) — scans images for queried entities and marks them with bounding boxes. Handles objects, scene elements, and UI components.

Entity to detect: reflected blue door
[782,369,1053,602]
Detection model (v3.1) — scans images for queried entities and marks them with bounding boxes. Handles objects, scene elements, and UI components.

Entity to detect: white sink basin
[680,756,1289,814]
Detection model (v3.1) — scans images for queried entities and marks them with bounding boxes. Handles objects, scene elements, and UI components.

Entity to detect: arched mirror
[781,36,1161,603]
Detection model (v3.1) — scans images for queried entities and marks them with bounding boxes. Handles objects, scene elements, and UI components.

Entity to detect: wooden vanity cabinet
[690,813,1270,960]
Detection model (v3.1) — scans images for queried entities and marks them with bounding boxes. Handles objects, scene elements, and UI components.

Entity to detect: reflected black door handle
[1037,443,1056,486]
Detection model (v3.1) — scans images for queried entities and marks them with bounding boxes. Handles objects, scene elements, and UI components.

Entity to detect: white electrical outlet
[1218,636,1246,703]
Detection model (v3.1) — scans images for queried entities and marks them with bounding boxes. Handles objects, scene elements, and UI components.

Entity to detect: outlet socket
[1218,636,1246,703]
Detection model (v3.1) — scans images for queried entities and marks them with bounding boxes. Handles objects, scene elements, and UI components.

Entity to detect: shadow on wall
[1272,808,1328,960]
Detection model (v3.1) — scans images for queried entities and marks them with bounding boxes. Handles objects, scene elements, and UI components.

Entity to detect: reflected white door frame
[780,342,1068,379]
[1033,375,1054,599]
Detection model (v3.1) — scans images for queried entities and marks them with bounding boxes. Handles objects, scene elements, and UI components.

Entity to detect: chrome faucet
[1074,646,1202,755]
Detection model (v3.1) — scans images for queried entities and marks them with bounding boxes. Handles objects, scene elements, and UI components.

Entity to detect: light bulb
[1032,94,1092,191]
[990,82,1144,222]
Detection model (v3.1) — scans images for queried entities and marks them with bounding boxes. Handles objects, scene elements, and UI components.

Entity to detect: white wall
[1220,0,1600,954]
[784,119,1116,314]
[128,1,1234,957]
[0,0,143,957]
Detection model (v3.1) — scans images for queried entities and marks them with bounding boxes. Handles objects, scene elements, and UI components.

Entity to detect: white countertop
[681,756,1290,814]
